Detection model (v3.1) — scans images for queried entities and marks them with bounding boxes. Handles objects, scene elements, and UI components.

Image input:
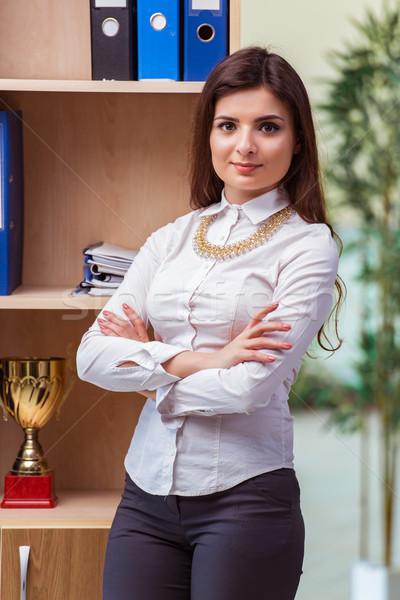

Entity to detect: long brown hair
[189,46,345,352]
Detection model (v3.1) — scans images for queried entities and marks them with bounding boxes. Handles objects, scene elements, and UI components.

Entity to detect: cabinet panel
[1,528,109,600]
[0,1,91,80]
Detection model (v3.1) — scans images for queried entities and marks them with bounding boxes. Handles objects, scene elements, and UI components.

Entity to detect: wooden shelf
[0,489,120,528]
[0,79,204,94]
[0,286,109,310]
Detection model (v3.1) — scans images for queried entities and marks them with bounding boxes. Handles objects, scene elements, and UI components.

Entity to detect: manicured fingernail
[282,324,291,330]
[270,301,279,306]
[267,356,275,361]
[282,342,292,348]
[123,303,130,309]
[103,311,109,315]
[98,318,105,323]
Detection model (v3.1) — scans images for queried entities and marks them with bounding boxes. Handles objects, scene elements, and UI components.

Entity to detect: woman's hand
[97,304,150,343]
[209,302,292,370]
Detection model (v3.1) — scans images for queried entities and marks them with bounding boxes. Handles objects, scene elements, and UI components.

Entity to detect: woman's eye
[260,122,279,133]
[218,122,236,132]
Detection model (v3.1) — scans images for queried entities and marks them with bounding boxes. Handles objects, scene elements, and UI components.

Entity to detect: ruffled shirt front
[77,187,339,496]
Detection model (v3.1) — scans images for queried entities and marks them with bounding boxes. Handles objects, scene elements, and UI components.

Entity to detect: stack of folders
[90,0,228,82]
[0,110,24,296]
[73,242,138,296]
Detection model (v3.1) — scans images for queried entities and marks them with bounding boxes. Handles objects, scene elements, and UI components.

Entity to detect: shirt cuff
[108,340,184,391]
[156,382,186,429]
[131,340,187,370]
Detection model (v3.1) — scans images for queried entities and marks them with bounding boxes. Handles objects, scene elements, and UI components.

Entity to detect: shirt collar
[200,187,291,225]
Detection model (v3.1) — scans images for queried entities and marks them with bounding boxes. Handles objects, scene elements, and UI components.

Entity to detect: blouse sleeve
[76,224,185,392]
[156,228,339,426]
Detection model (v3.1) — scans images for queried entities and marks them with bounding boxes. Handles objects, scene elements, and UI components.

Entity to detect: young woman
[77,46,343,600]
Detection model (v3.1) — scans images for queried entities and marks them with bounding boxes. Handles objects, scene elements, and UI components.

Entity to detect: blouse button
[219,234,224,240]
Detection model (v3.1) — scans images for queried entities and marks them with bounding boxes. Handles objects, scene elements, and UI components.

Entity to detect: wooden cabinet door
[1,528,109,600]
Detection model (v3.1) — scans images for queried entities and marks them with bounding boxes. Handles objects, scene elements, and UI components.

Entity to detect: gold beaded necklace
[192,205,294,262]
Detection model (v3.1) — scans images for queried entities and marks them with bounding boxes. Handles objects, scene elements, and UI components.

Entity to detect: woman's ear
[293,139,302,155]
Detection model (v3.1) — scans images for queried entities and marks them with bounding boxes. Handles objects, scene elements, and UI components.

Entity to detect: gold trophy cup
[0,356,74,508]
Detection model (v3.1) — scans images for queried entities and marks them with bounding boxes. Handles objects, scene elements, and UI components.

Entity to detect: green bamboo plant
[319,0,400,568]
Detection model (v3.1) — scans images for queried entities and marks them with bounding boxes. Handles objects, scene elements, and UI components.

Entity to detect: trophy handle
[0,395,8,422]
[56,341,78,420]
[0,362,8,422]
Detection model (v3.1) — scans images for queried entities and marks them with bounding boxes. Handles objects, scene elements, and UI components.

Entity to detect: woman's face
[209,86,299,205]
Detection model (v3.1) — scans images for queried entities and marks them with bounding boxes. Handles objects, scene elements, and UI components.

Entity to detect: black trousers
[103,469,305,600]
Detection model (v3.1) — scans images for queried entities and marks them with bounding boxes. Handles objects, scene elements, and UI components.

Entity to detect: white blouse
[77,187,339,496]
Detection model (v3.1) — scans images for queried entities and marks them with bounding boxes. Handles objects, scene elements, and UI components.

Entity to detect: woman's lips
[232,162,262,173]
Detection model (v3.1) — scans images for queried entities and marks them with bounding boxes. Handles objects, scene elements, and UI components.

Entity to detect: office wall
[241,0,381,102]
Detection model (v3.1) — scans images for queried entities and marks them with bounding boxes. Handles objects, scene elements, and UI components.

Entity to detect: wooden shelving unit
[0,1,241,597]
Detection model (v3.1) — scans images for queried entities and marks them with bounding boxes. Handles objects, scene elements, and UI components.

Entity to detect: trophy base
[1,471,58,508]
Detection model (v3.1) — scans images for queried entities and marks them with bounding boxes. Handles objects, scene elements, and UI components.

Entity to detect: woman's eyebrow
[214,114,285,122]
[255,114,285,122]
[214,115,239,122]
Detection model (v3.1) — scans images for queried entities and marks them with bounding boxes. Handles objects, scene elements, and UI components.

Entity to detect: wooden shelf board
[0,489,120,528]
[0,79,204,94]
[0,286,109,310]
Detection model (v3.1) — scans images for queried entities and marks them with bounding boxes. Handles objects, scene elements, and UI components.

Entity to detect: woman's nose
[235,128,257,155]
